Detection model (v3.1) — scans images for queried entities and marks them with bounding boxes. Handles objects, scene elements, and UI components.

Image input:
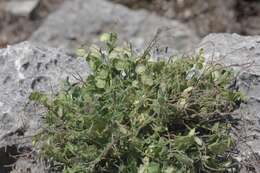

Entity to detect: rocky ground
[0,0,64,45]
[2,0,260,45]
[0,0,260,173]
[29,0,198,54]
[112,0,260,37]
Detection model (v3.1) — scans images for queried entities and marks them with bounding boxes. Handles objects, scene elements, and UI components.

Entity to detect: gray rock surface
[112,0,260,37]
[0,42,89,173]
[198,33,260,172]
[199,33,260,75]
[5,0,40,18]
[174,0,239,37]
[112,0,240,37]
[30,0,198,54]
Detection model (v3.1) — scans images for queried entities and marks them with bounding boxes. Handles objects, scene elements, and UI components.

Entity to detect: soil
[0,0,64,46]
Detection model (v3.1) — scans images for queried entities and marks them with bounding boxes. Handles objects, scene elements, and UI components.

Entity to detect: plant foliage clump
[30,33,244,173]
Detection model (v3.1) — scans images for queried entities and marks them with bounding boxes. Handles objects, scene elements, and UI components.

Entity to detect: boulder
[111,0,240,37]
[0,42,89,173]
[199,33,260,172]
[173,0,239,37]
[30,0,198,54]
[5,0,40,18]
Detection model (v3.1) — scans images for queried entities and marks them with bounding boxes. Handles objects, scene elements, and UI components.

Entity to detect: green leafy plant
[30,33,244,173]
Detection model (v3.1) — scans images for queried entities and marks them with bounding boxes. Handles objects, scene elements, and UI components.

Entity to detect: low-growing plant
[30,33,244,173]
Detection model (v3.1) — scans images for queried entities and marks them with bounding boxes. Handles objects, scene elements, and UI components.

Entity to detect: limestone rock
[111,0,240,37]
[30,0,198,54]
[5,0,40,18]
[199,33,260,76]
[0,42,89,172]
[167,0,239,37]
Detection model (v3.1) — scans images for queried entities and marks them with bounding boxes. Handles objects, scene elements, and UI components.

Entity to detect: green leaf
[88,45,101,59]
[174,135,194,151]
[164,167,175,173]
[100,33,111,42]
[194,137,203,146]
[98,69,109,79]
[114,60,129,71]
[95,78,106,88]
[132,80,139,88]
[174,152,193,166]
[141,74,153,86]
[136,64,146,74]
[212,123,219,132]
[138,162,160,173]
[148,162,160,173]
[208,139,230,155]
[188,129,195,137]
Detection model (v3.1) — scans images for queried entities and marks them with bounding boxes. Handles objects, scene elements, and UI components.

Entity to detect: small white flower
[121,71,126,77]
